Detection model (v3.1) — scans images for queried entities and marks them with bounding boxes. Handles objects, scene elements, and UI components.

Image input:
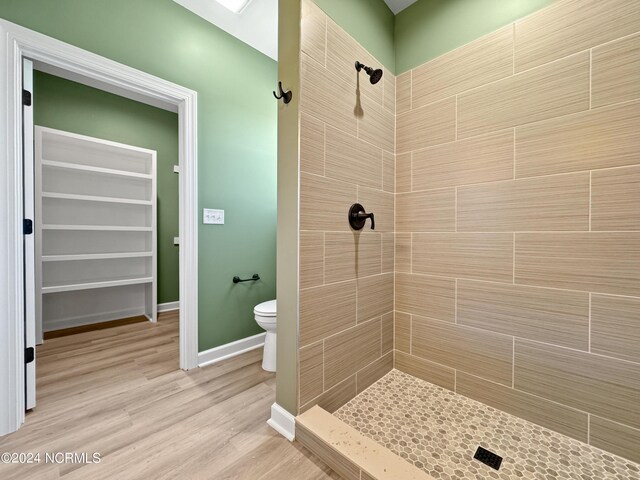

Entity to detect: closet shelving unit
[35,126,157,335]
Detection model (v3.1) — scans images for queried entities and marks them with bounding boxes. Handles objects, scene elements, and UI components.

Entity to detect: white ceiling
[173,0,419,62]
[383,0,419,14]
[173,0,278,60]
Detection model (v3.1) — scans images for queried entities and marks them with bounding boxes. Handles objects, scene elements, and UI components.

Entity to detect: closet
[35,126,157,336]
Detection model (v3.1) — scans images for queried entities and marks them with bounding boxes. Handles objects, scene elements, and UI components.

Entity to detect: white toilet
[254,299,276,372]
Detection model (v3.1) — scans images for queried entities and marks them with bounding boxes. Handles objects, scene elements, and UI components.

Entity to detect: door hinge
[22,89,32,107]
[23,219,33,235]
[25,347,35,364]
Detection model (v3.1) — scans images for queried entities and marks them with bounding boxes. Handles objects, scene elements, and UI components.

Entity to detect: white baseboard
[158,301,180,312]
[43,302,180,332]
[267,403,296,441]
[43,307,146,332]
[198,332,266,368]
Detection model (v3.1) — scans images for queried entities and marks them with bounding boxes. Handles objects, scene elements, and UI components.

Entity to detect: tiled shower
[294,0,640,476]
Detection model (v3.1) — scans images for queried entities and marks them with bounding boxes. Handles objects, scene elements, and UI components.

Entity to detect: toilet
[254,299,276,372]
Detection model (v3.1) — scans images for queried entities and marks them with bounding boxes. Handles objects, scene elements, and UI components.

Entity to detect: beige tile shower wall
[298,0,395,414]
[394,0,640,463]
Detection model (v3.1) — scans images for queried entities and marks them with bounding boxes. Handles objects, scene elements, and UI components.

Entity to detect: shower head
[355,61,384,85]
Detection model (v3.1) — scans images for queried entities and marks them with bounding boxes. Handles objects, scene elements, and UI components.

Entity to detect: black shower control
[348,203,375,230]
[474,446,503,470]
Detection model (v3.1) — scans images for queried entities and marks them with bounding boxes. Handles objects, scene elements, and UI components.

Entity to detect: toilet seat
[254,299,276,317]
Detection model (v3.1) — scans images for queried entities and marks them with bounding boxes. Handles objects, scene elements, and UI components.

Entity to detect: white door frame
[0,18,199,436]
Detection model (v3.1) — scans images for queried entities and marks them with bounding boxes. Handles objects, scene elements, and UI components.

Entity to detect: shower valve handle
[358,211,375,230]
[348,203,375,230]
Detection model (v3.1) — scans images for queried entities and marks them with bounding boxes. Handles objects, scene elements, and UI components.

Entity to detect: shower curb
[296,406,434,480]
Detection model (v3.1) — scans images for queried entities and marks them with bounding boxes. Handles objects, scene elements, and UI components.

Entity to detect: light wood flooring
[0,311,339,479]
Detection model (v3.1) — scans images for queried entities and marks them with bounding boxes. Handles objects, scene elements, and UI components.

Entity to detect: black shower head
[355,61,384,85]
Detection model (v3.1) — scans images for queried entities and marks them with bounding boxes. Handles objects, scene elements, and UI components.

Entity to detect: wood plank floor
[0,311,339,480]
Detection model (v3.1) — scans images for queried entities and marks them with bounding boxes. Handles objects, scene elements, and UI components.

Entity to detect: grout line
[591,28,640,50]
[588,292,591,352]
[591,415,640,433]
[380,232,384,277]
[512,127,516,179]
[513,335,640,366]
[586,290,640,300]
[462,370,593,417]
[452,49,590,101]
[402,310,640,368]
[319,316,382,346]
[397,95,640,157]
[384,273,640,301]
[322,232,325,285]
[512,337,515,388]
[589,49,593,110]
[380,318,383,359]
[388,168,597,195]
[313,228,640,234]
[589,170,593,232]
[513,233,516,284]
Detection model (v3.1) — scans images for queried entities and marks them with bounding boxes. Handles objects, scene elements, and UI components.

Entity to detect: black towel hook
[273,81,292,104]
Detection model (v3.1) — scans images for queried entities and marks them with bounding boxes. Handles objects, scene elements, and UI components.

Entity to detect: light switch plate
[203,208,224,225]
[173,237,180,245]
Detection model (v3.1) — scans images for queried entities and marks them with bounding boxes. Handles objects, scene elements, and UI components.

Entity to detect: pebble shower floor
[334,370,640,480]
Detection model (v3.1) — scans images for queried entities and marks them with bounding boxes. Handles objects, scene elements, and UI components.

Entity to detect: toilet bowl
[254,299,276,372]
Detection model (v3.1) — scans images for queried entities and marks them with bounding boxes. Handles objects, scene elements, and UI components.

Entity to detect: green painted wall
[395,0,555,73]
[33,71,180,305]
[312,0,396,73]
[0,0,277,351]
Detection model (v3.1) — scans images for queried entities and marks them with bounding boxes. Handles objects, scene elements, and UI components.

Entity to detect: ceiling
[173,0,278,60]
[173,0,418,62]
[383,0,419,14]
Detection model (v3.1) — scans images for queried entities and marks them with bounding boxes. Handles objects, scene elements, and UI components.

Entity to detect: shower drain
[473,446,503,470]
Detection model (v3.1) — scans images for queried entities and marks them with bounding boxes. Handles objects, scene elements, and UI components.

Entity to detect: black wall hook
[273,81,292,104]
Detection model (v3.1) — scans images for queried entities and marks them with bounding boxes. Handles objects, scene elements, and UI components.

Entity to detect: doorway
[0,18,199,436]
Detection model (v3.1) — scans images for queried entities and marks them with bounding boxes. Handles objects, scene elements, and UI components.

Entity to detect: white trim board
[0,18,199,436]
[267,403,296,441]
[198,333,266,368]
[42,302,179,332]
[42,308,148,332]
[158,301,180,312]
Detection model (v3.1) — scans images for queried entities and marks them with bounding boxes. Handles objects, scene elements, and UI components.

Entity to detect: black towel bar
[233,274,260,284]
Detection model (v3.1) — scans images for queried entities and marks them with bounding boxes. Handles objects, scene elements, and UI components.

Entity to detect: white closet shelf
[42,192,152,205]
[43,252,153,262]
[42,225,152,232]
[42,276,153,294]
[37,126,157,325]
[41,159,152,179]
